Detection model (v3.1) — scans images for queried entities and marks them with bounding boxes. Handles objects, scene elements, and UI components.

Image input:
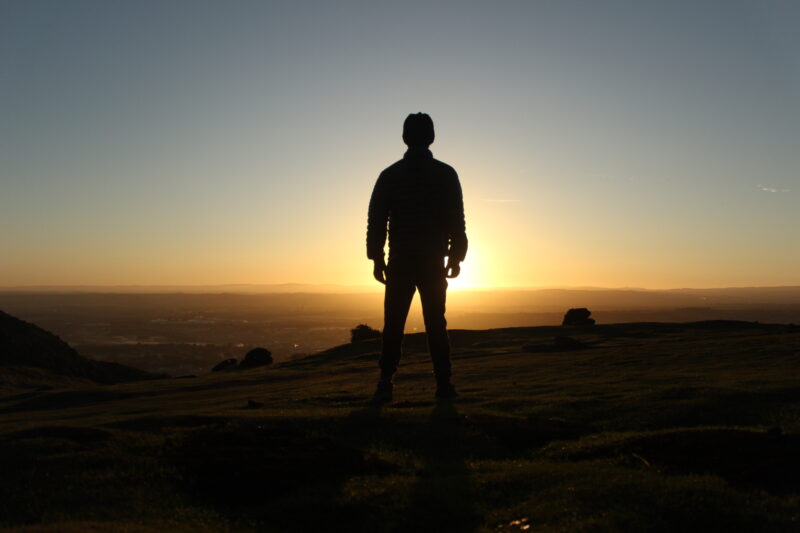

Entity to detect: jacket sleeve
[447,170,468,262]
[366,172,389,260]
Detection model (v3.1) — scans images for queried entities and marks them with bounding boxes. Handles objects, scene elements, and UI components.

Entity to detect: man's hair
[402,112,435,147]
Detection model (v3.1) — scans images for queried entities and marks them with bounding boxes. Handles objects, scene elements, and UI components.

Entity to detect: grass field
[1,321,799,532]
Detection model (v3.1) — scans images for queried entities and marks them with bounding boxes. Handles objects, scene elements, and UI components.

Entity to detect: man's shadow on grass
[405,401,480,532]
[346,401,481,532]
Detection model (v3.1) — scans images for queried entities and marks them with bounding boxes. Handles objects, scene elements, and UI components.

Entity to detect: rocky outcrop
[562,308,595,326]
[211,358,238,372]
[239,347,272,369]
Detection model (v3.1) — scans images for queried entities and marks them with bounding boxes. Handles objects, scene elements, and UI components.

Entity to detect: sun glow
[448,241,491,291]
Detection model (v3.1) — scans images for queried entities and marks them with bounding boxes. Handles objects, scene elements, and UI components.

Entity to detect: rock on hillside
[0,310,157,385]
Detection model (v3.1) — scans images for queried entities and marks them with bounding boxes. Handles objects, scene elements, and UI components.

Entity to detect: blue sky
[1,1,798,288]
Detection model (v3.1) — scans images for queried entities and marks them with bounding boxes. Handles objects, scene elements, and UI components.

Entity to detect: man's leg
[418,261,451,384]
[378,264,416,382]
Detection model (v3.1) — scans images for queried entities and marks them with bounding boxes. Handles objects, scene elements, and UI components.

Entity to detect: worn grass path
[1,321,799,532]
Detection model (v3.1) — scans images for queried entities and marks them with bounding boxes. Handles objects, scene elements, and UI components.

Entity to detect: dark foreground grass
[1,321,799,532]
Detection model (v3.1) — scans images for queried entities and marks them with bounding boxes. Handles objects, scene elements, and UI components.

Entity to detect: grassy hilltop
[1,321,799,532]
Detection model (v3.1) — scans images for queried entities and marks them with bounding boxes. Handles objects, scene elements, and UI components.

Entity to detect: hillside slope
[0,310,158,388]
[0,321,798,532]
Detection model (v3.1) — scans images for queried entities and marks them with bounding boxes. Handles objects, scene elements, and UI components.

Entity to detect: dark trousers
[379,255,451,382]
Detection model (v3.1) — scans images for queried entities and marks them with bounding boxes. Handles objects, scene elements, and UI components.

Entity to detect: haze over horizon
[2,1,799,290]
[3,282,800,297]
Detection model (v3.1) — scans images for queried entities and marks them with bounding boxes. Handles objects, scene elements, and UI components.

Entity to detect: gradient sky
[2,1,798,289]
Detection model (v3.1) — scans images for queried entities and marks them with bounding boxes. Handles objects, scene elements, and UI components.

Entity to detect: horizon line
[1,283,799,294]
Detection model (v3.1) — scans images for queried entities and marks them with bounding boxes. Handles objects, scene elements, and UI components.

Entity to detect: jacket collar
[403,147,433,160]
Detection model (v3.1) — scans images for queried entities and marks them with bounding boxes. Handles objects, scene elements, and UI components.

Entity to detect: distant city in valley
[1,286,798,377]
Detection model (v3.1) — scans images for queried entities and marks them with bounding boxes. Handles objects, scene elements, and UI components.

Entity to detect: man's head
[403,112,435,148]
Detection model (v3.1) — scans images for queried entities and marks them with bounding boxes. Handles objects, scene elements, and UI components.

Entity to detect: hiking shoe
[371,380,393,405]
[435,382,458,401]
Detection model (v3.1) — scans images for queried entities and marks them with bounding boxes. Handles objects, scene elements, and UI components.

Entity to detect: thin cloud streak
[758,185,791,193]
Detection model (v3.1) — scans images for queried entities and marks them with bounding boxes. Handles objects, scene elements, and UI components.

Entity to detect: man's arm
[446,170,467,278]
[366,172,390,283]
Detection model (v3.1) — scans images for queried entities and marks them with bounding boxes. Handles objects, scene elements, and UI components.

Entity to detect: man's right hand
[372,259,387,284]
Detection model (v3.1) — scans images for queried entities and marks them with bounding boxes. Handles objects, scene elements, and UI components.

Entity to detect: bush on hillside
[240,348,273,369]
[351,324,381,343]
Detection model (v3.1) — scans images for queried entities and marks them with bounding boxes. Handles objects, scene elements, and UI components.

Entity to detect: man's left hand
[446,260,461,279]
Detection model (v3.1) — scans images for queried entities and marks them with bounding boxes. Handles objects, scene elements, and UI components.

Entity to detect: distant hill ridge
[0,310,157,385]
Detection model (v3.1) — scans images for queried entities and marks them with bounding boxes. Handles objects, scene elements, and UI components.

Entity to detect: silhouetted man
[367,113,467,404]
